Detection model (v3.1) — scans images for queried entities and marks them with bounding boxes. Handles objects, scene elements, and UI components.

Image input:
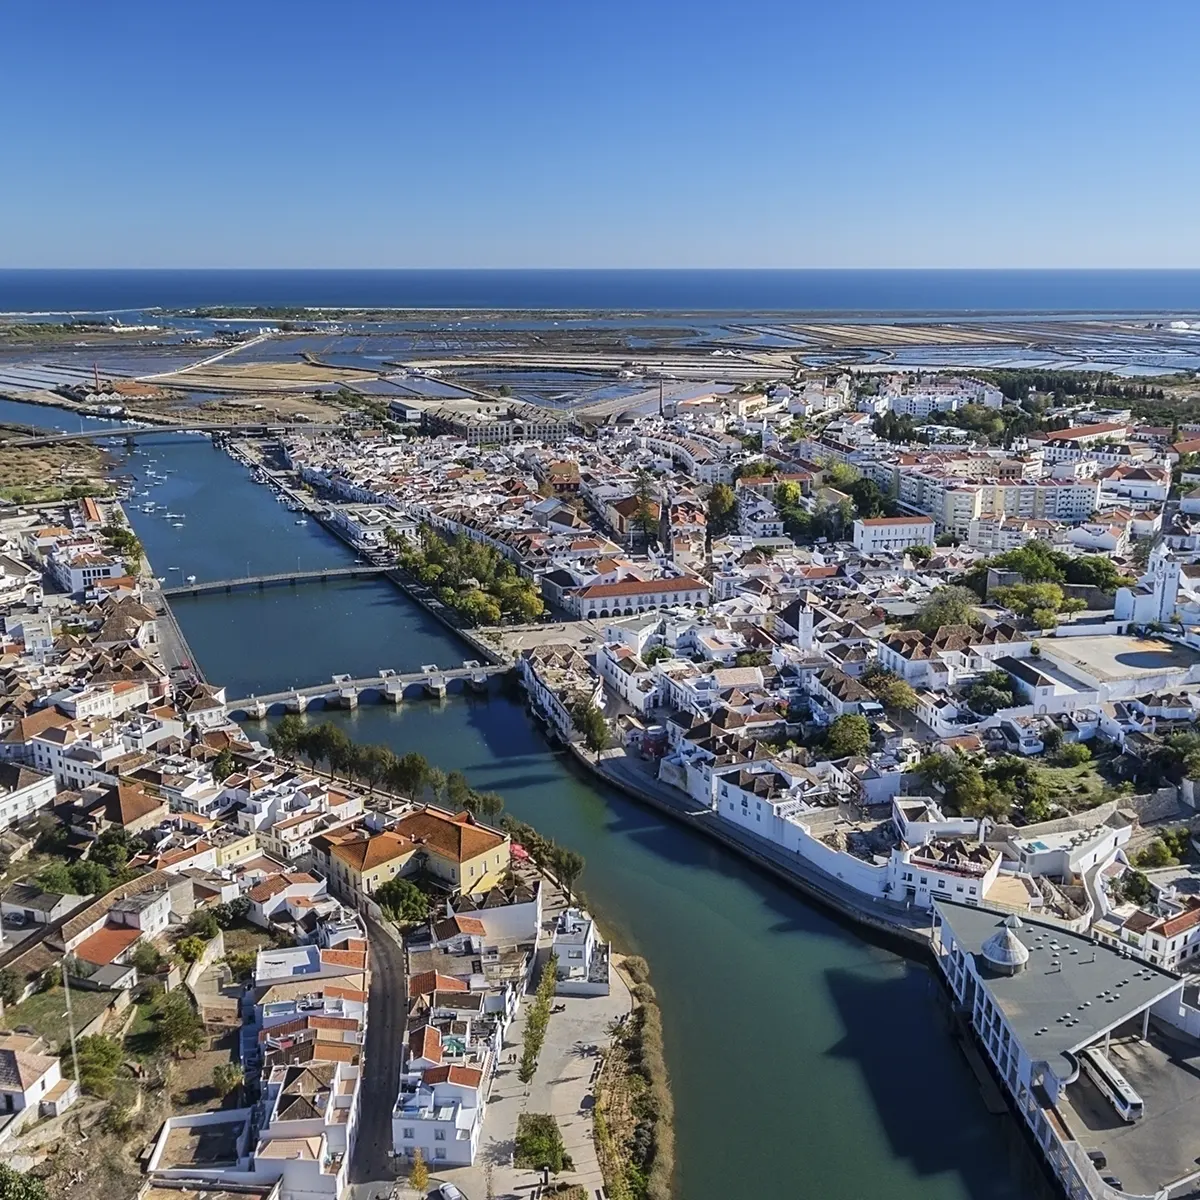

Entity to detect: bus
[1081,1047,1144,1123]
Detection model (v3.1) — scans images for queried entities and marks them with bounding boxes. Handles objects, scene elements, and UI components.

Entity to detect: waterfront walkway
[433,885,632,1200]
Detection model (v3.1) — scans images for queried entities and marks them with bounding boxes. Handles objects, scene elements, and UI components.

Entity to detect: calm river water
[0,397,1037,1199]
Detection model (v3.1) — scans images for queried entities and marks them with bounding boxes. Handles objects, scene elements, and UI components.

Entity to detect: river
[0,396,1037,1199]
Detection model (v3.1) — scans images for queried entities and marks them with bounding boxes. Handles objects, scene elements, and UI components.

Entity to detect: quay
[225,661,507,716]
[161,565,391,597]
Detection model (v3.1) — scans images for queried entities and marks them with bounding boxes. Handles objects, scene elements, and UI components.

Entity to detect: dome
[981,913,1030,975]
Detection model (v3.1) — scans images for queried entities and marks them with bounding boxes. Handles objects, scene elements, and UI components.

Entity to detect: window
[434,1130,446,1142]
[403,1128,414,1140]
[435,1149,447,1161]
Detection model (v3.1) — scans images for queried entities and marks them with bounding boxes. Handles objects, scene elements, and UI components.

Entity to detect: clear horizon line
[4,265,1200,274]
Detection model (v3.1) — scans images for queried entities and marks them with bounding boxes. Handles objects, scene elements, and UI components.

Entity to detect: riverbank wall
[564,741,932,952]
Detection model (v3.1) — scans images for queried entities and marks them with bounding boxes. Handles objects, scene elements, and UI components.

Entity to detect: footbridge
[162,565,391,597]
[225,662,508,716]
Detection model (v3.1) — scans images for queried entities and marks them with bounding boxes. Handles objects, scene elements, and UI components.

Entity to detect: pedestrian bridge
[225,662,508,716]
[162,565,391,597]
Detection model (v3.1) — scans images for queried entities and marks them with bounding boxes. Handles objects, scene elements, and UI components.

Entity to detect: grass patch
[123,995,162,1060]
[3,985,114,1050]
[220,921,278,955]
[1033,755,1121,811]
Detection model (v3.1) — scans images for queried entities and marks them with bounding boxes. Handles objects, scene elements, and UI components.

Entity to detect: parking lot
[1061,1025,1200,1195]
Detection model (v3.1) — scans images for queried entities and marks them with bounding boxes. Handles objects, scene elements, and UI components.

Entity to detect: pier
[161,565,391,597]
[225,661,506,716]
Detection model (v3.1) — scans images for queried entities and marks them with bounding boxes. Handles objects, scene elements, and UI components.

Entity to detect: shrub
[1055,742,1092,766]
[515,1113,570,1173]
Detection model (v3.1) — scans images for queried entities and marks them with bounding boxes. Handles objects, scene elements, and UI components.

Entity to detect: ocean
[2,268,1200,316]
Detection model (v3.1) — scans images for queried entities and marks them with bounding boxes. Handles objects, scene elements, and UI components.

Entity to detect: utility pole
[658,377,664,417]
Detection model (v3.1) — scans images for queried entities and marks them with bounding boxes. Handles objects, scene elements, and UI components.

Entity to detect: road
[351,917,408,1187]
[138,330,274,379]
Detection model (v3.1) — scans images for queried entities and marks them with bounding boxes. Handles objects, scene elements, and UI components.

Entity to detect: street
[351,917,408,1187]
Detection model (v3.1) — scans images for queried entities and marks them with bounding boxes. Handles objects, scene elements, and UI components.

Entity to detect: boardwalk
[162,565,390,597]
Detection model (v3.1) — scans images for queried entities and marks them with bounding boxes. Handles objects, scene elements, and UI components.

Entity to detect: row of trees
[518,954,560,1084]
[268,715,505,819]
[389,522,544,625]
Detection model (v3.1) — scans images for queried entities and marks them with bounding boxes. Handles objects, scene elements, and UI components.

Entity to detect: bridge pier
[286,693,309,714]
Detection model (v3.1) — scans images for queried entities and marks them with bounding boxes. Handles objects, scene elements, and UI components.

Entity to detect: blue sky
[2,1,1197,268]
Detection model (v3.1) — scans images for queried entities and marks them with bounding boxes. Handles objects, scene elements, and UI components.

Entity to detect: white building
[852,516,936,555]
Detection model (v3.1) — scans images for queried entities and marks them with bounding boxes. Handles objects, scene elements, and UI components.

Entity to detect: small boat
[155,576,166,583]
[185,574,196,583]
[295,518,308,526]
[172,522,184,528]
[168,566,181,571]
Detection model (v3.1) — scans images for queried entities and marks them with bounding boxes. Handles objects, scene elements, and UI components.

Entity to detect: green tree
[446,769,473,811]
[409,1147,429,1195]
[269,713,308,757]
[1055,742,1091,766]
[71,1034,123,1097]
[734,650,772,668]
[825,461,860,489]
[569,698,609,754]
[213,1062,245,1099]
[706,483,738,537]
[131,942,164,976]
[176,935,207,964]
[908,543,933,563]
[551,848,585,902]
[0,1165,47,1200]
[211,748,235,782]
[68,860,112,896]
[914,586,979,634]
[155,989,205,1056]
[1137,839,1175,869]
[388,751,429,797]
[631,469,659,544]
[642,644,673,666]
[187,909,220,940]
[354,744,396,795]
[424,766,447,804]
[1030,607,1058,630]
[0,969,19,1006]
[861,667,917,712]
[825,714,872,758]
[848,477,886,518]
[375,878,429,925]
[38,861,74,894]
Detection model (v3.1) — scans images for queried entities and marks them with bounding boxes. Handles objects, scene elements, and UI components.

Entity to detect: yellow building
[312,807,510,903]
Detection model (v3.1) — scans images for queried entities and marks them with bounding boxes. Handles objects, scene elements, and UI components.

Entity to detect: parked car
[427,1187,467,1200]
